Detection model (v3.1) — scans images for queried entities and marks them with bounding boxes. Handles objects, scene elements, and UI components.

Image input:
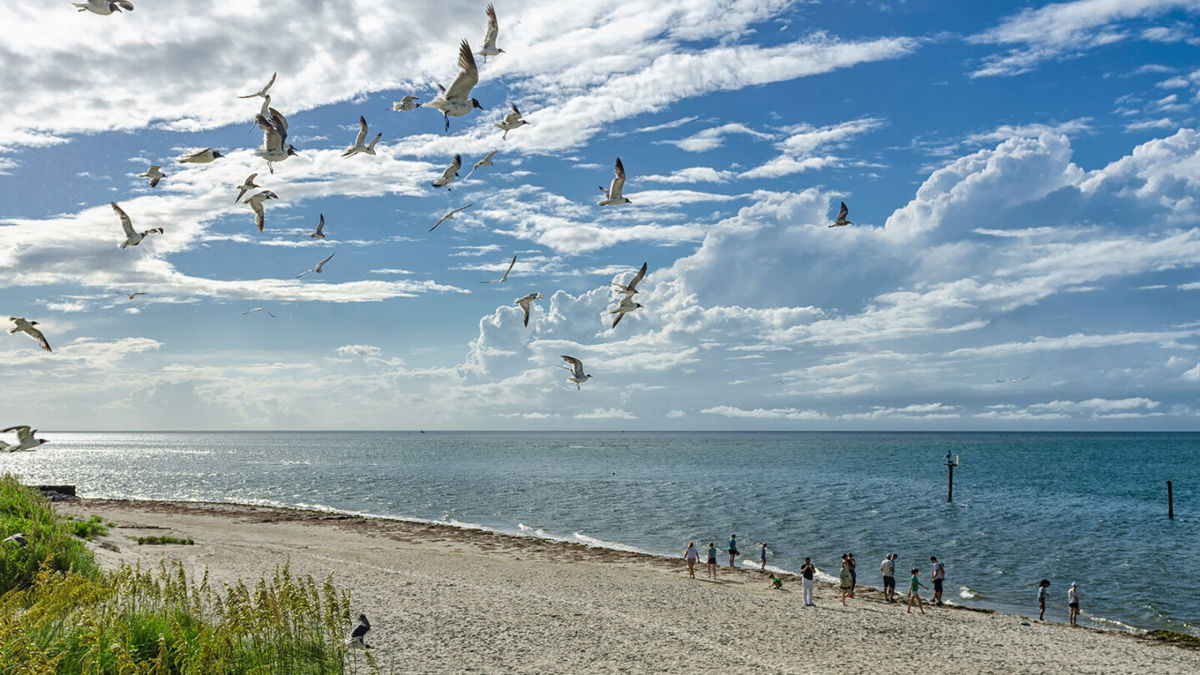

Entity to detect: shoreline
[54,497,1200,673]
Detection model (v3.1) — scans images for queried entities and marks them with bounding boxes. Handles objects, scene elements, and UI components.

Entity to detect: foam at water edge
[1088,614,1145,634]
[572,532,646,554]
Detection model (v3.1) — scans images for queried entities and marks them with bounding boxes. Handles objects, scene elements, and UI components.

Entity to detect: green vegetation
[0,475,376,673]
[62,514,110,540]
[1147,630,1200,648]
[133,536,194,546]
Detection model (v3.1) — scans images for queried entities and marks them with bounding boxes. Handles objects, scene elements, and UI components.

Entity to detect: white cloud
[574,408,638,419]
[641,167,736,184]
[658,122,774,152]
[700,405,827,420]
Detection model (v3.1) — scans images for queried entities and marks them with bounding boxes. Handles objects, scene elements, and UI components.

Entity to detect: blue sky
[2,0,1200,430]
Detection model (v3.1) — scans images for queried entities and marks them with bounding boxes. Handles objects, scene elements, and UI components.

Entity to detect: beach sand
[57,499,1199,674]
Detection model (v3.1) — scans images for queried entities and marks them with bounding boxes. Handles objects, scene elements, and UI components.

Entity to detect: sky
[2,0,1200,431]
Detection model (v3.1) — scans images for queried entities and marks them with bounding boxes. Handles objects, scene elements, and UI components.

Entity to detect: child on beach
[800,557,816,607]
[684,542,699,579]
[839,559,853,606]
[768,574,783,590]
[707,542,718,579]
[759,542,768,570]
[907,568,927,615]
[1068,582,1080,626]
[1038,579,1051,621]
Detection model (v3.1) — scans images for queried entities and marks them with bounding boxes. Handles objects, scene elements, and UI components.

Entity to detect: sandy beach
[56,498,1199,674]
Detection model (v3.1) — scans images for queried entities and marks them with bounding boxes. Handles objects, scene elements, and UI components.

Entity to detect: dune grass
[133,536,194,546]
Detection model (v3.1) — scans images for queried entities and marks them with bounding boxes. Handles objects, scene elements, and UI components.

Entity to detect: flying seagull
[612,262,647,296]
[430,204,472,232]
[138,165,165,188]
[481,255,517,283]
[178,148,224,164]
[598,157,632,205]
[309,214,326,239]
[348,613,371,649]
[111,202,164,249]
[2,533,26,547]
[237,72,277,99]
[830,201,852,227]
[495,104,529,139]
[432,154,462,189]
[560,355,592,390]
[297,252,336,279]
[8,317,51,352]
[466,150,498,180]
[255,108,298,173]
[235,173,260,203]
[242,308,277,318]
[342,116,382,158]
[73,0,133,14]
[609,296,643,329]
[0,426,47,453]
[245,190,279,232]
[391,95,421,111]
[126,292,147,300]
[514,292,543,327]
[428,40,484,131]
[477,4,505,62]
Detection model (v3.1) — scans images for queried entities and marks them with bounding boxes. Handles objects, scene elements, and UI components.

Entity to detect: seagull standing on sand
[342,116,382,158]
[495,104,529,139]
[138,165,165,188]
[111,202,164,249]
[432,154,462,189]
[612,262,647,296]
[466,151,498,179]
[309,214,326,239]
[235,173,260,203]
[830,201,852,227]
[560,355,592,390]
[514,292,543,327]
[2,533,27,547]
[481,255,516,283]
[428,41,484,131]
[178,148,224,164]
[609,296,643,329]
[73,0,133,14]
[477,4,505,62]
[255,108,298,173]
[0,426,47,453]
[242,308,277,318]
[8,318,51,352]
[598,158,632,205]
[348,614,371,649]
[245,190,279,232]
[297,252,335,279]
[430,204,472,232]
[237,72,277,99]
[391,95,421,111]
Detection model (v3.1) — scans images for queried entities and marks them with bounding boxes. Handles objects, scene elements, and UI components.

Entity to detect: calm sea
[5,431,1197,636]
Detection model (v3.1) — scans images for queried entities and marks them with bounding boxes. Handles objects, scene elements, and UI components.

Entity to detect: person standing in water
[1037,579,1051,621]
[907,567,927,615]
[1068,582,1080,626]
[706,542,719,579]
[727,534,739,568]
[800,557,817,607]
[684,542,699,579]
[759,542,768,571]
[930,556,946,605]
[880,553,897,603]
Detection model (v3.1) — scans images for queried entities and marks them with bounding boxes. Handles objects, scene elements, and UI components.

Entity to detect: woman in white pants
[800,557,816,607]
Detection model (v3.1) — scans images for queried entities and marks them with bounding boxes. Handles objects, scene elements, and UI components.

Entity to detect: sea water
[5,431,1197,637]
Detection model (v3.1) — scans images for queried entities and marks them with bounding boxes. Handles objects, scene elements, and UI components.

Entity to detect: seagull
[73,0,133,14]
[234,173,260,203]
[480,255,517,283]
[598,157,632,205]
[342,116,382,158]
[432,154,462,189]
[391,95,421,111]
[428,40,484,132]
[430,204,472,232]
[347,613,371,649]
[612,262,647,296]
[245,190,279,232]
[466,150,498,179]
[237,72,277,99]
[139,165,165,188]
[8,317,51,352]
[514,292,543,327]
[560,355,592,390]
[178,148,224,164]
[830,201,852,227]
[477,4,505,62]
[309,214,326,239]
[126,292,147,300]
[996,376,1030,383]
[255,107,298,173]
[0,426,47,453]
[495,104,529,139]
[1,533,27,547]
[111,202,164,249]
[242,308,277,318]
[297,252,336,279]
[609,296,643,329]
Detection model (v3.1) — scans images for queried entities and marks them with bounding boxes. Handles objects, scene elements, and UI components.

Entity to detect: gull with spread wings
[598,157,632,205]
[297,253,336,279]
[427,41,484,131]
[430,204,472,232]
[111,202,163,249]
[342,116,382,158]
[480,255,517,283]
[8,317,51,352]
[560,356,593,390]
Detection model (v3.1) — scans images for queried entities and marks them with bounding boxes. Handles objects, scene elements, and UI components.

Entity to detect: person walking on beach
[706,542,719,579]
[930,556,945,605]
[727,534,739,568]
[759,542,768,571]
[839,558,853,606]
[907,567,927,615]
[1068,582,1080,626]
[684,542,699,579]
[1037,579,1051,621]
[880,553,897,603]
[847,552,857,597]
[800,557,817,607]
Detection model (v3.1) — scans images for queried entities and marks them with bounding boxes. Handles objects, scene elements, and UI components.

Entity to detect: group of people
[1038,579,1082,625]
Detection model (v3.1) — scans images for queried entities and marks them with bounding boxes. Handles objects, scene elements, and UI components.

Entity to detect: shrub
[133,536,194,546]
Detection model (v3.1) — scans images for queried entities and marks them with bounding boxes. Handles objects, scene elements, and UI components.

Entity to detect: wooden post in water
[1167,481,1174,520]
[946,452,959,502]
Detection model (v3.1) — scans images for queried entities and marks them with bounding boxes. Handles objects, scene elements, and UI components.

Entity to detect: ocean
[5,431,1197,637]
